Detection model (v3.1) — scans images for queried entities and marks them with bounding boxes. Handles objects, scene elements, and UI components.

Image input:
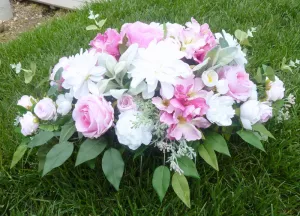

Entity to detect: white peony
[56,93,73,116]
[202,70,218,87]
[34,98,57,121]
[115,110,153,150]
[128,40,192,99]
[240,100,260,130]
[215,30,247,65]
[17,95,36,109]
[266,76,285,102]
[206,94,235,126]
[62,49,106,99]
[20,112,39,136]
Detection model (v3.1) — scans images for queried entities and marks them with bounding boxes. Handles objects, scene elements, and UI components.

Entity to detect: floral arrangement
[11,11,298,207]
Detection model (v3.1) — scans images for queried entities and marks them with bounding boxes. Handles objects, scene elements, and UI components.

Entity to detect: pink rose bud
[17,95,36,109]
[72,94,114,138]
[218,66,254,102]
[266,76,285,102]
[120,21,163,48]
[259,103,273,123]
[117,94,136,112]
[34,98,57,121]
[20,112,39,136]
[89,28,121,58]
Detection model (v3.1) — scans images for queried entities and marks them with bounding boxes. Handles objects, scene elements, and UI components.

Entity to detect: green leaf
[10,144,27,168]
[152,166,170,202]
[237,130,265,152]
[204,131,230,156]
[216,47,238,66]
[177,156,199,179]
[38,124,59,132]
[24,71,34,84]
[198,143,219,171]
[163,23,167,39]
[234,29,248,42]
[133,145,148,160]
[205,45,221,66]
[37,144,53,172]
[96,18,107,28]
[255,67,263,83]
[252,123,275,139]
[47,85,58,96]
[272,99,285,116]
[219,37,229,48]
[172,173,191,208]
[54,67,63,81]
[281,65,292,73]
[42,141,74,176]
[102,148,125,190]
[85,158,96,169]
[59,121,76,142]
[86,25,98,31]
[28,131,54,148]
[263,65,275,81]
[16,105,27,115]
[75,138,107,166]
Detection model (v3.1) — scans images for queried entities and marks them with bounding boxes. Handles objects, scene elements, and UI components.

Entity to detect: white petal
[110,89,128,99]
[241,118,252,130]
[160,82,174,99]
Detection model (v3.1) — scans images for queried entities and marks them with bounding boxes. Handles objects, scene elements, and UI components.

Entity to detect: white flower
[216,79,229,94]
[215,30,247,65]
[129,40,192,99]
[20,112,39,136]
[266,76,285,102]
[249,84,258,100]
[295,59,300,65]
[115,110,153,150]
[259,102,273,123]
[287,94,296,105]
[240,100,260,129]
[10,62,22,74]
[88,10,99,20]
[34,98,57,121]
[206,94,235,126]
[50,56,73,86]
[56,93,73,116]
[247,27,257,37]
[202,70,218,87]
[17,95,36,109]
[62,49,106,99]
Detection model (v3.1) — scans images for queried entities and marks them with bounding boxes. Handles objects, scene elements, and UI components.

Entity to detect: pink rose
[117,94,136,112]
[218,66,254,102]
[17,95,36,109]
[89,28,121,58]
[72,94,114,138]
[193,23,217,63]
[34,98,57,121]
[120,21,163,48]
[20,112,39,136]
[259,103,273,123]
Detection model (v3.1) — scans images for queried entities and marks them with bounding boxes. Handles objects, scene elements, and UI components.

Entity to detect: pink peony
[89,28,121,58]
[34,98,57,121]
[120,21,163,48]
[117,94,136,112]
[72,94,114,138]
[218,66,254,102]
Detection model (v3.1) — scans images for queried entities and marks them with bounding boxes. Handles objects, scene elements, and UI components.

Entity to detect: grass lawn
[0,0,300,215]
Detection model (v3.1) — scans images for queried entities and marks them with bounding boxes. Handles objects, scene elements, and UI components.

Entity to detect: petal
[241,118,252,130]
[160,112,175,126]
[160,82,174,99]
[192,117,211,128]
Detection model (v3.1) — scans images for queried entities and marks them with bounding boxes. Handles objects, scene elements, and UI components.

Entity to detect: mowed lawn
[0,0,300,215]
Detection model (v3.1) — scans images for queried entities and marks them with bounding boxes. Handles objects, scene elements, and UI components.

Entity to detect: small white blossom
[287,94,296,105]
[14,116,21,126]
[88,10,99,20]
[10,62,22,74]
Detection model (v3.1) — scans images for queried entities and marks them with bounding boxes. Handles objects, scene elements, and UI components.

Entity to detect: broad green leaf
[219,37,229,48]
[24,71,34,84]
[42,141,74,176]
[96,19,107,28]
[252,123,275,139]
[38,124,59,132]
[28,131,54,148]
[255,67,263,83]
[205,45,221,66]
[198,143,219,171]
[234,30,248,42]
[59,121,76,142]
[30,62,36,75]
[264,66,275,81]
[281,65,292,73]
[54,67,63,81]
[172,173,191,208]
[102,148,125,190]
[86,25,98,31]
[47,85,58,96]
[75,138,107,166]
[204,131,230,156]
[37,144,53,172]
[16,105,27,115]
[216,47,238,66]
[177,156,199,179]
[193,57,210,75]
[237,130,265,152]
[114,61,126,75]
[152,166,170,202]
[10,144,27,168]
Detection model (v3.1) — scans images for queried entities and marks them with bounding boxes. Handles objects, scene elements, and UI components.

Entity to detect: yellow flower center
[177,116,186,124]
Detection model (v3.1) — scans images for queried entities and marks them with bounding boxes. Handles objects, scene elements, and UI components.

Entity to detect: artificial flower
[19,112,39,136]
[56,93,73,116]
[34,98,57,121]
[117,94,137,112]
[17,95,36,109]
[266,76,285,102]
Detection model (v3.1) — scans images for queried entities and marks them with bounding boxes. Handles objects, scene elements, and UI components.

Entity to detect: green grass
[1,0,300,215]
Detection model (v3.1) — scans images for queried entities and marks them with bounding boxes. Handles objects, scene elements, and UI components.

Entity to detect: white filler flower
[129,39,192,99]
[62,49,106,99]
[206,94,235,126]
[115,110,154,150]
